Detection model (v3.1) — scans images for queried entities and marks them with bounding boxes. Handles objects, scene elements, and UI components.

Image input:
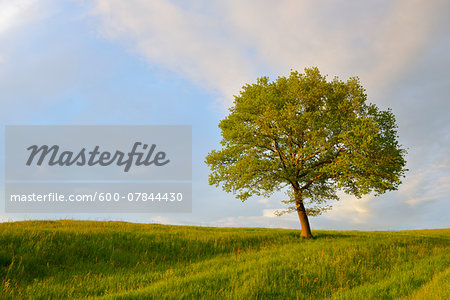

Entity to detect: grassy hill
[0,220,448,299]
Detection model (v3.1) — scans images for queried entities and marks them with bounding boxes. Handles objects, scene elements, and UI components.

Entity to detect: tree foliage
[206,68,407,236]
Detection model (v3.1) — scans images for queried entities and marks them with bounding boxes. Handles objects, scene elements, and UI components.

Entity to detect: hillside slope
[1,221,448,299]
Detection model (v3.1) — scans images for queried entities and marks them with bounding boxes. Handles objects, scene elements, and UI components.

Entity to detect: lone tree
[206,68,407,238]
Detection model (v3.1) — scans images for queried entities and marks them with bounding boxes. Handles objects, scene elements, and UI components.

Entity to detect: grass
[0,220,448,299]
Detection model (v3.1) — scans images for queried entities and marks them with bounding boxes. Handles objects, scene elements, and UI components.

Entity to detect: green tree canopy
[206,67,407,238]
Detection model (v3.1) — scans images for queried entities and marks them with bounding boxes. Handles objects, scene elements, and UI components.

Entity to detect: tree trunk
[295,189,313,239]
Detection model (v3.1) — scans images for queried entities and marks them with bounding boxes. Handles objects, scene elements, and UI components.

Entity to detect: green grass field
[0,220,448,299]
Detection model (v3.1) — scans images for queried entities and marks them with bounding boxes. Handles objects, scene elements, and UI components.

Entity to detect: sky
[0,0,449,230]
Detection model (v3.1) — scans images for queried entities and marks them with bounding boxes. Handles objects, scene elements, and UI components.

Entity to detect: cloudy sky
[1,0,449,230]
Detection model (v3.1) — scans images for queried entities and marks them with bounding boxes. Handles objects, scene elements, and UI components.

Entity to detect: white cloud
[150,215,184,225]
[257,198,269,204]
[322,193,374,225]
[92,0,448,104]
[222,0,448,97]
[401,166,450,206]
[92,0,256,104]
[214,213,299,229]
[0,0,55,72]
[0,215,16,222]
[0,0,38,36]
[262,209,278,218]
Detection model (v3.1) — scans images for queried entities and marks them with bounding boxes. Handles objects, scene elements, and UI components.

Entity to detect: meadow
[0,220,448,299]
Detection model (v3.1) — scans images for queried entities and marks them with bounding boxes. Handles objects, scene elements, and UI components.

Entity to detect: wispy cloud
[258,198,269,205]
[92,0,448,104]
[401,164,450,206]
[323,193,374,225]
[0,0,37,35]
[214,213,298,229]
[92,0,256,104]
[150,215,184,225]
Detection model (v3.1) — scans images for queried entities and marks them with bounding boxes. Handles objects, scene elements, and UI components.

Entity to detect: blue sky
[1,0,449,230]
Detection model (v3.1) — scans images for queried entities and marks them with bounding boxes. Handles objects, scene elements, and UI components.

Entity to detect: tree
[205,68,407,238]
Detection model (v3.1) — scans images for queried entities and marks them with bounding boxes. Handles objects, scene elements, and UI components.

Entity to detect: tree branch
[273,139,289,171]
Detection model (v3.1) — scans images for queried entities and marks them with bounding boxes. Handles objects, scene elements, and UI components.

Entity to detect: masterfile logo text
[6,125,191,180]
[4,125,192,213]
[26,142,170,172]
